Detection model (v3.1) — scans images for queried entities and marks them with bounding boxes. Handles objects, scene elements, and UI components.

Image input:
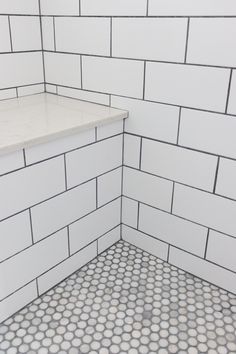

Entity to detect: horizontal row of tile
[39,0,236,16]
[43,16,236,68]
[0,16,41,53]
[123,166,236,238]
[0,224,121,323]
[0,84,45,101]
[122,224,236,295]
[43,52,236,114]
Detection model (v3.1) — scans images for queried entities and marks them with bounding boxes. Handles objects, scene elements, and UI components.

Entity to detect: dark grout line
[213,156,220,194]
[8,16,13,52]
[184,18,190,63]
[225,69,233,114]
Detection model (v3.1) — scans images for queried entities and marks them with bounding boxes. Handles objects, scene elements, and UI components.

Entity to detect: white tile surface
[97,120,123,141]
[0,211,32,262]
[173,184,236,238]
[10,16,41,51]
[122,197,138,229]
[40,0,79,15]
[0,156,65,221]
[31,180,96,242]
[124,134,141,169]
[123,167,173,212]
[17,84,44,97]
[25,129,95,165]
[112,96,179,143]
[0,229,68,301]
[83,56,144,99]
[113,18,188,62]
[216,158,236,200]
[0,52,44,90]
[81,0,147,16]
[0,150,24,175]
[169,247,236,295]
[56,17,110,56]
[142,139,217,191]
[228,71,236,115]
[148,0,236,16]
[44,52,81,89]
[0,0,39,15]
[187,18,236,67]
[122,225,168,261]
[145,62,230,112]
[0,281,37,323]
[45,84,57,94]
[139,204,208,257]
[0,17,11,52]
[0,88,17,101]
[57,86,110,106]
[66,135,122,187]
[98,225,121,253]
[38,242,97,295]
[42,17,54,51]
[207,231,236,272]
[69,199,121,254]
[97,168,122,207]
[179,109,236,159]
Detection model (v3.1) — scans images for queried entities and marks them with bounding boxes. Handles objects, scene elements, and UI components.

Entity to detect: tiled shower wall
[41,0,236,294]
[0,0,44,99]
[0,123,123,322]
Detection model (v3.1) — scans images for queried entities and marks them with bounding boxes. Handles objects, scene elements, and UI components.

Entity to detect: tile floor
[0,240,236,354]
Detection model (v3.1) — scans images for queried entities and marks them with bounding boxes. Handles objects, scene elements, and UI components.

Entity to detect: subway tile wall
[0,123,123,322]
[0,1,44,99]
[40,0,236,294]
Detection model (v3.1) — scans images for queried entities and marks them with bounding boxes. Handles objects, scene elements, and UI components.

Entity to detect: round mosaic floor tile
[0,241,236,353]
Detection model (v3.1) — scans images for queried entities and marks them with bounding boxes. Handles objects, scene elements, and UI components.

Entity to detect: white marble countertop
[0,93,128,155]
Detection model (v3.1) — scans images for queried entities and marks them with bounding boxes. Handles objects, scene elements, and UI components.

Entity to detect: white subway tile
[57,86,110,106]
[145,62,230,112]
[10,16,41,51]
[66,135,122,187]
[0,150,24,175]
[98,225,120,254]
[83,56,144,99]
[112,96,179,143]
[0,229,68,301]
[38,242,97,295]
[139,204,208,257]
[122,197,138,229]
[169,247,236,294]
[207,231,236,272]
[42,17,54,51]
[0,281,37,323]
[0,17,11,52]
[228,70,236,115]
[216,159,236,200]
[173,184,236,238]
[142,139,217,191]
[179,109,236,159]
[31,180,96,242]
[81,0,147,16]
[17,84,44,97]
[25,129,95,164]
[46,84,57,94]
[69,199,121,254]
[97,168,122,207]
[113,18,188,62]
[97,120,123,140]
[0,0,39,15]
[122,225,168,261]
[0,52,44,89]
[0,211,32,262]
[0,156,65,220]
[56,17,110,56]
[41,0,79,15]
[44,52,81,88]
[187,18,236,67]
[0,88,17,101]
[123,167,173,212]
[148,0,236,16]
[124,134,141,169]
